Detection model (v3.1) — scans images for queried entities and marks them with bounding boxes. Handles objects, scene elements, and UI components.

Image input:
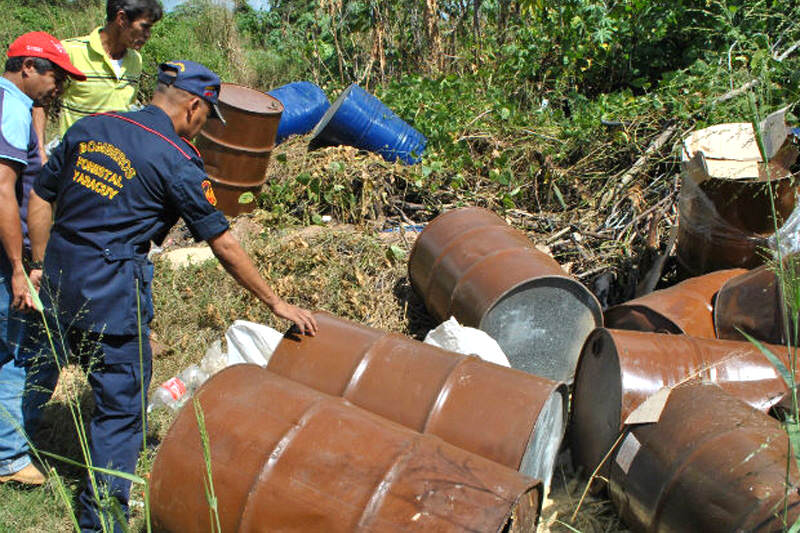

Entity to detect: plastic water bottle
[148,340,230,413]
[148,376,188,412]
[148,364,209,413]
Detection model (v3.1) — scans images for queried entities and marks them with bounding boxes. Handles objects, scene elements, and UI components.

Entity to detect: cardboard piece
[682,107,797,183]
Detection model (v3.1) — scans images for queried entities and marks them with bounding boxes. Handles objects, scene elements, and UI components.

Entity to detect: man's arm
[208,230,318,336]
[0,160,32,310]
[32,106,48,164]
[28,190,52,264]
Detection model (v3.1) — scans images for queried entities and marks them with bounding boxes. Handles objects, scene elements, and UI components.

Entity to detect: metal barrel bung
[269,311,567,488]
[408,207,602,383]
[308,84,427,165]
[604,268,746,338]
[571,328,791,491]
[150,365,542,532]
[196,83,283,216]
[714,262,794,344]
[267,81,330,144]
[608,382,800,532]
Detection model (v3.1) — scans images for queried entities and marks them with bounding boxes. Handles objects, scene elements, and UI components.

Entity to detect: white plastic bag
[424,316,510,367]
[225,320,284,367]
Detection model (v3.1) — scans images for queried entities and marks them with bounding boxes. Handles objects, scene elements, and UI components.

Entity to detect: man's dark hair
[4,56,57,74]
[107,0,164,23]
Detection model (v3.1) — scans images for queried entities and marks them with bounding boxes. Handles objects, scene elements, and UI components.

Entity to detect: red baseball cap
[7,32,86,81]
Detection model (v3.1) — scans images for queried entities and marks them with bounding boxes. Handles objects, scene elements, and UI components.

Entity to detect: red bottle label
[161,377,187,400]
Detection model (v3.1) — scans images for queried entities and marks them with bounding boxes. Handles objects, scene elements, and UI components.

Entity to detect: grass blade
[739,329,794,389]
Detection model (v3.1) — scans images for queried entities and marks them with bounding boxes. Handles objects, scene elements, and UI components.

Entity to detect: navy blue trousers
[27,327,152,533]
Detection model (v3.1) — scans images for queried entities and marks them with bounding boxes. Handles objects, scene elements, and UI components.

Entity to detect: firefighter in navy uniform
[26,60,317,532]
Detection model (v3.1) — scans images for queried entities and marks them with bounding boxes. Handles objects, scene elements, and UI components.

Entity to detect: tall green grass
[12,273,221,532]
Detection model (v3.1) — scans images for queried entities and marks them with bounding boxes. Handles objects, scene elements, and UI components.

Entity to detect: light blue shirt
[0,76,34,167]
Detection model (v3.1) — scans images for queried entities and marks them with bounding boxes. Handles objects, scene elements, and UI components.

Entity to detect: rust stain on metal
[605,268,746,337]
[150,365,541,532]
[609,381,800,532]
[571,328,790,490]
[270,311,566,486]
[196,83,283,216]
[714,263,789,345]
[408,207,602,382]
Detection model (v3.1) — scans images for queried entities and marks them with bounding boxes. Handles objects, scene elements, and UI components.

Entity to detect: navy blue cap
[158,60,225,125]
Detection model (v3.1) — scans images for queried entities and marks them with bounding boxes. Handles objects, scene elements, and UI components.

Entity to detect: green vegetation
[1,0,799,530]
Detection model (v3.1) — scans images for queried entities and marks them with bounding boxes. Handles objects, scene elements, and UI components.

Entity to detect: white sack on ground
[424,316,511,367]
[225,320,284,367]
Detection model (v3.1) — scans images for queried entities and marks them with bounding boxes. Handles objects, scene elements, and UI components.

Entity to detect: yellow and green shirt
[58,27,142,136]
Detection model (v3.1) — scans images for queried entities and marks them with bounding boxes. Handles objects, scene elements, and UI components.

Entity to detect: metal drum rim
[518,382,567,480]
[219,82,284,116]
[478,274,603,330]
[205,174,268,189]
[197,130,276,155]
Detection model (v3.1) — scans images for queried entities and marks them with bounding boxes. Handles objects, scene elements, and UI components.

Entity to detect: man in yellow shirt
[33,0,163,156]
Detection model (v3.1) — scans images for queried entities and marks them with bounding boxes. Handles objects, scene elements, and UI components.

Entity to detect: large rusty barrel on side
[571,328,790,490]
[269,311,567,488]
[604,268,746,338]
[408,207,602,383]
[150,365,542,532]
[196,83,283,216]
[714,262,794,344]
[608,382,800,532]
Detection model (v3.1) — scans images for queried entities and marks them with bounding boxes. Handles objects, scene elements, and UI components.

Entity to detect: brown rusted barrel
[408,207,602,383]
[677,159,797,275]
[150,365,542,532]
[714,262,793,344]
[604,268,746,337]
[608,381,800,532]
[269,311,567,488]
[196,83,283,216]
[571,328,790,490]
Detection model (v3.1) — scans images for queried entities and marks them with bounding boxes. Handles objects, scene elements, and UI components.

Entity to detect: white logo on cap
[26,45,44,52]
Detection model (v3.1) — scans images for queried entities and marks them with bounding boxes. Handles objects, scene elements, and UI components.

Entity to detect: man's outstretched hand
[271,300,318,336]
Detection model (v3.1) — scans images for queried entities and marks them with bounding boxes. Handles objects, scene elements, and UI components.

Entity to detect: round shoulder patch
[201,179,217,206]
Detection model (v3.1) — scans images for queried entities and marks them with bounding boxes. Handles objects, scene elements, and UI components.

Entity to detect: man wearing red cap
[0,32,84,485]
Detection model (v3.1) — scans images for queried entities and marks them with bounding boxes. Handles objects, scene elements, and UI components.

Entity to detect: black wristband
[28,261,43,270]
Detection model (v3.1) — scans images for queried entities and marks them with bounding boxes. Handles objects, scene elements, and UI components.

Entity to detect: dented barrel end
[480,276,602,383]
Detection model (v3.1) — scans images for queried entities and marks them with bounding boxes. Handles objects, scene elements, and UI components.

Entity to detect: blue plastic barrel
[308,84,427,165]
[267,81,330,145]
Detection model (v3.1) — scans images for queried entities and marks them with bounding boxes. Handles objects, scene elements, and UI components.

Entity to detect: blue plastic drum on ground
[308,84,427,165]
[267,81,330,145]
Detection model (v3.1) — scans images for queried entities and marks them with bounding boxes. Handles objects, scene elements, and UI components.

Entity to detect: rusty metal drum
[202,177,263,217]
[714,263,790,344]
[676,164,797,276]
[150,365,542,532]
[571,328,790,490]
[269,311,567,488]
[408,207,602,383]
[604,268,746,337]
[196,83,283,216]
[608,381,800,532]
